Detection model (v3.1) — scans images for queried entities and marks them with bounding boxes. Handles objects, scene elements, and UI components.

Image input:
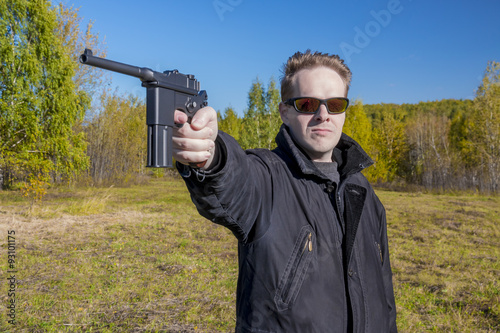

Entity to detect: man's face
[279,66,346,162]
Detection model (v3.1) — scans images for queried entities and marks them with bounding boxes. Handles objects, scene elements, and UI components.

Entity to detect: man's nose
[314,104,330,121]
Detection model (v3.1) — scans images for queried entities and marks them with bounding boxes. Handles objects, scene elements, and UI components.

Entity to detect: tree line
[0,0,498,195]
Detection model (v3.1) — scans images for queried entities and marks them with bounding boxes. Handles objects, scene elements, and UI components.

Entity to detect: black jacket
[178,125,397,333]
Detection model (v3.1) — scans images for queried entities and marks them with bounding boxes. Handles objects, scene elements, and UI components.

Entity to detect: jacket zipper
[301,232,313,254]
[282,232,313,304]
[375,240,383,264]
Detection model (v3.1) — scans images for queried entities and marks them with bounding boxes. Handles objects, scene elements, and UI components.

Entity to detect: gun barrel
[80,49,155,82]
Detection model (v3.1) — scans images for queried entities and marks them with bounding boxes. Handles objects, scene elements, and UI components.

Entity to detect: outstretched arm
[173,109,273,243]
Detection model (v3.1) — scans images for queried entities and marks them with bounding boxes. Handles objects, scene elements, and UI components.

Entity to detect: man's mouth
[311,128,332,134]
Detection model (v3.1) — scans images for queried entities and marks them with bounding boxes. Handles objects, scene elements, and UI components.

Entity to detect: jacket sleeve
[176,131,273,243]
[378,203,398,332]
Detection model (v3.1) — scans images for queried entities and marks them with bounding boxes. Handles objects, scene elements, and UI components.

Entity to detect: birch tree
[0,0,90,189]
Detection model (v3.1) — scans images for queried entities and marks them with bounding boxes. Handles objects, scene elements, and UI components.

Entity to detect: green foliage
[343,100,373,151]
[361,82,498,193]
[218,107,242,142]
[467,61,500,192]
[264,78,282,149]
[370,108,409,183]
[240,77,281,150]
[20,172,49,206]
[343,100,378,180]
[54,2,106,100]
[0,0,90,188]
[240,78,265,149]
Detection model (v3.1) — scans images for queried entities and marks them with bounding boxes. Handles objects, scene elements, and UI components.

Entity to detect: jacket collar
[274,124,374,180]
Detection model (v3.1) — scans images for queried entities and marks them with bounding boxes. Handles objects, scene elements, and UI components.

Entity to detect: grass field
[0,176,499,332]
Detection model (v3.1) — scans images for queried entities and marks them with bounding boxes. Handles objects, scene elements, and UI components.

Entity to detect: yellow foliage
[21,174,49,203]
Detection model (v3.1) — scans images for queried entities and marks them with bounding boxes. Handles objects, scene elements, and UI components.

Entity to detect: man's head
[280,50,352,101]
[279,51,352,162]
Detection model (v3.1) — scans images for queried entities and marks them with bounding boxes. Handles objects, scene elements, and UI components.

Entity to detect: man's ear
[279,102,290,126]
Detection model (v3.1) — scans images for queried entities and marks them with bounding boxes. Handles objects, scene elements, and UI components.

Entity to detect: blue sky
[65,0,500,116]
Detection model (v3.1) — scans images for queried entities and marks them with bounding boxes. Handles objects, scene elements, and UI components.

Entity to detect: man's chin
[301,144,335,161]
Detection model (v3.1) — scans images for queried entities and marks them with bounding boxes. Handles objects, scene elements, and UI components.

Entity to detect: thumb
[190,107,216,130]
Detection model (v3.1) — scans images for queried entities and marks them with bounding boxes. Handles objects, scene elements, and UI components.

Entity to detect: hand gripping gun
[79,49,208,168]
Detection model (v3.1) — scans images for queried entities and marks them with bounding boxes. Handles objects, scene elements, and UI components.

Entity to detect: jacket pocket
[274,226,315,311]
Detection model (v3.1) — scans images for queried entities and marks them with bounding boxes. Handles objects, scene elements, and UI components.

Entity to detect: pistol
[79,49,208,168]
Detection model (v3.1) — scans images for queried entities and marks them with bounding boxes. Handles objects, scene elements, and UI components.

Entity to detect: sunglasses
[284,97,349,114]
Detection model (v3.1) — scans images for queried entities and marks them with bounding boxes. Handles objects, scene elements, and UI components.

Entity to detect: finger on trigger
[174,110,188,125]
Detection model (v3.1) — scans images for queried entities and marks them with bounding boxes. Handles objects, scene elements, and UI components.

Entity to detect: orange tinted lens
[295,98,320,113]
[327,98,347,113]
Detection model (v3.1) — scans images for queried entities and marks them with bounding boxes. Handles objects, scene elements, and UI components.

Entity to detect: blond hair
[280,50,352,101]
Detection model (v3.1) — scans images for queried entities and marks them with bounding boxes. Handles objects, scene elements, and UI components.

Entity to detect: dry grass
[0,178,498,332]
[0,178,237,332]
[380,189,500,332]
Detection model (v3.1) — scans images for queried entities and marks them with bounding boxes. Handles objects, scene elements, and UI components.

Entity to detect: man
[173,50,397,333]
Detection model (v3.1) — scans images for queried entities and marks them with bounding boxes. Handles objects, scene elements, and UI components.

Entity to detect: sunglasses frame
[284,97,350,114]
